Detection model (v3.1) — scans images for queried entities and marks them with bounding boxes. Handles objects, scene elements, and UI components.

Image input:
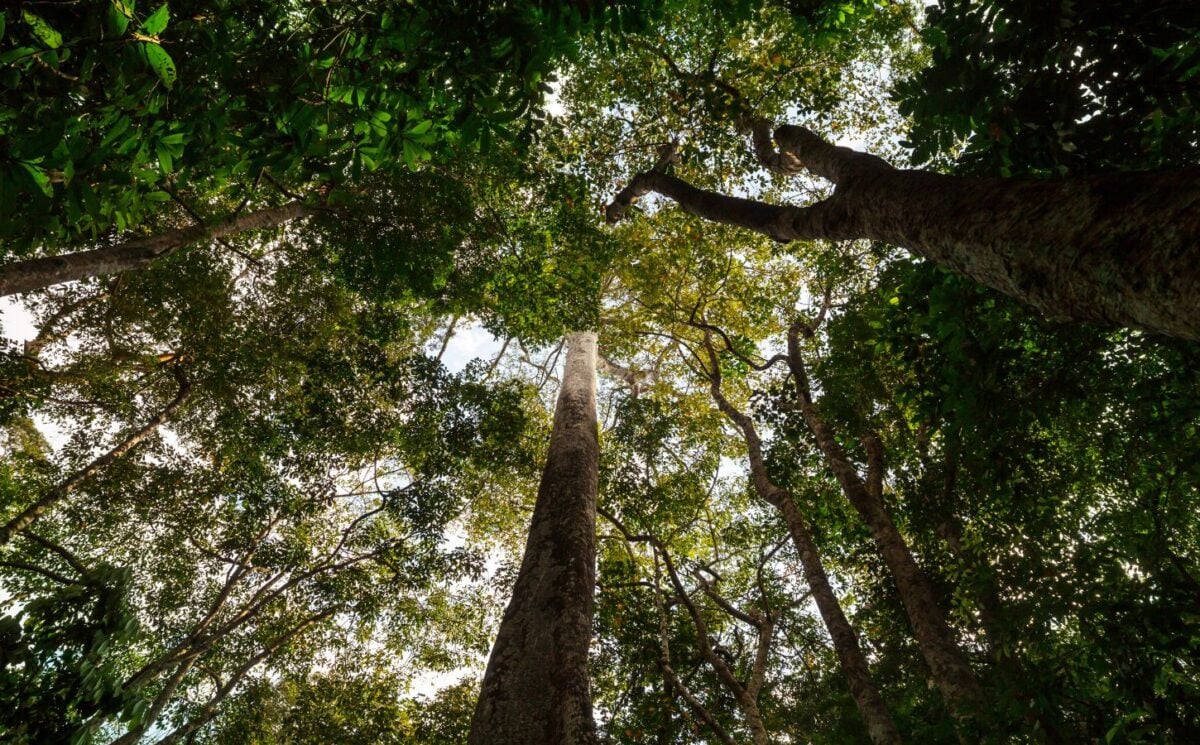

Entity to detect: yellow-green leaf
[108,1,134,35]
[22,10,62,49]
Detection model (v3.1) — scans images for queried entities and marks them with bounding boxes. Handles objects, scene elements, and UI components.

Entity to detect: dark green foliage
[0,561,140,745]
[896,0,1200,175]
[0,0,661,254]
[315,173,480,303]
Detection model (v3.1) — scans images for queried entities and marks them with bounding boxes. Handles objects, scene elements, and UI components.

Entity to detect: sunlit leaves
[21,11,61,49]
[140,43,175,88]
[139,4,168,36]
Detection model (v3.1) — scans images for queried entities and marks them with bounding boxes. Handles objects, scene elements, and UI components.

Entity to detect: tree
[469,331,600,744]
[607,121,1200,340]
[0,0,659,293]
[4,1,1200,742]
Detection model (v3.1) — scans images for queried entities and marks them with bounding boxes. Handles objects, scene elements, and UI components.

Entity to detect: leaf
[140,4,169,36]
[156,143,173,173]
[108,1,134,35]
[18,162,53,197]
[401,139,431,171]
[406,119,433,136]
[141,43,176,88]
[402,139,420,171]
[0,46,36,66]
[22,10,62,49]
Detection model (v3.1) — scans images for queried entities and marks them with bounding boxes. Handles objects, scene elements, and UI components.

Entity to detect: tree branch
[1,366,192,543]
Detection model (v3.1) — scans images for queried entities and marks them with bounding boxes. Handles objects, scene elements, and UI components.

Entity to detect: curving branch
[607,119,1200,340]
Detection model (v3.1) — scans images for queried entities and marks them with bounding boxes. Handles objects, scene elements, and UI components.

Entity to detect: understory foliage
[2,0,1198,743]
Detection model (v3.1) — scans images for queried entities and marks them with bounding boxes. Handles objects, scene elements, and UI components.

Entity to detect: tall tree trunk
[704,362,903,744]
[608,124,1200,340]
[0,202,309,297]
[785,328,984,725]
[469,331,600,745]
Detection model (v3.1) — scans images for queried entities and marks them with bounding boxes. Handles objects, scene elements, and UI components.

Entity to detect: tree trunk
[469,331,600,745]
[703,353,902,744]
[0,202,309,297]
[785,333,983,725]
[608,125,1200,340]
[775,498,903,745]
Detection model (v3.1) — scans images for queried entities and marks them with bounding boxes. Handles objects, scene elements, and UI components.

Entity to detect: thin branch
[0,366,192,544]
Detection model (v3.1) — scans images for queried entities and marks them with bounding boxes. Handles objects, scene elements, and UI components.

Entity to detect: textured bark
[608,125,1200,340]
[786,331,983,724]
[0,201,310,297]
[0,367,191,544]
[469,331,600,745]
[704,353,902,745]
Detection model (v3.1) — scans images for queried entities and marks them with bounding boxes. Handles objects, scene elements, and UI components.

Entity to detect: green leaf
[0,11,6,39]
[406,119,433,136]
[140,4,169,36]
[155,143,173,173]
[22,10,62,49]
[0,46,36,66]
[401,139,431,171]
[402,139,419,171]
[18,162,53,197]
[108,1,134,35]
[141,43,176,88]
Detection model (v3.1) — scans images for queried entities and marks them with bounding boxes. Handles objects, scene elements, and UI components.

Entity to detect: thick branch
[609,123,1200,340]
[0,201,310,297]
[607,171,831,243]
[771,124,894,183]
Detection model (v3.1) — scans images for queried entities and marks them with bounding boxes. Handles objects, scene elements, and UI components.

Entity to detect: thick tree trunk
[704,357,902,744]
[0,202,309,297]
[469,331,600,745]
[608,125,1200,340]
[785,333,983,724]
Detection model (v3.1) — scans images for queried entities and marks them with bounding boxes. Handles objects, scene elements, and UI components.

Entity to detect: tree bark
[0,202,309,297]
[469,331,601,745]
[608,125,1200,340]
[703,358,902,745]
[785,329,983,725]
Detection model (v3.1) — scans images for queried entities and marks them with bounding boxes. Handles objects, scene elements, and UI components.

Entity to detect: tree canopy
[2,1,1198,743]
